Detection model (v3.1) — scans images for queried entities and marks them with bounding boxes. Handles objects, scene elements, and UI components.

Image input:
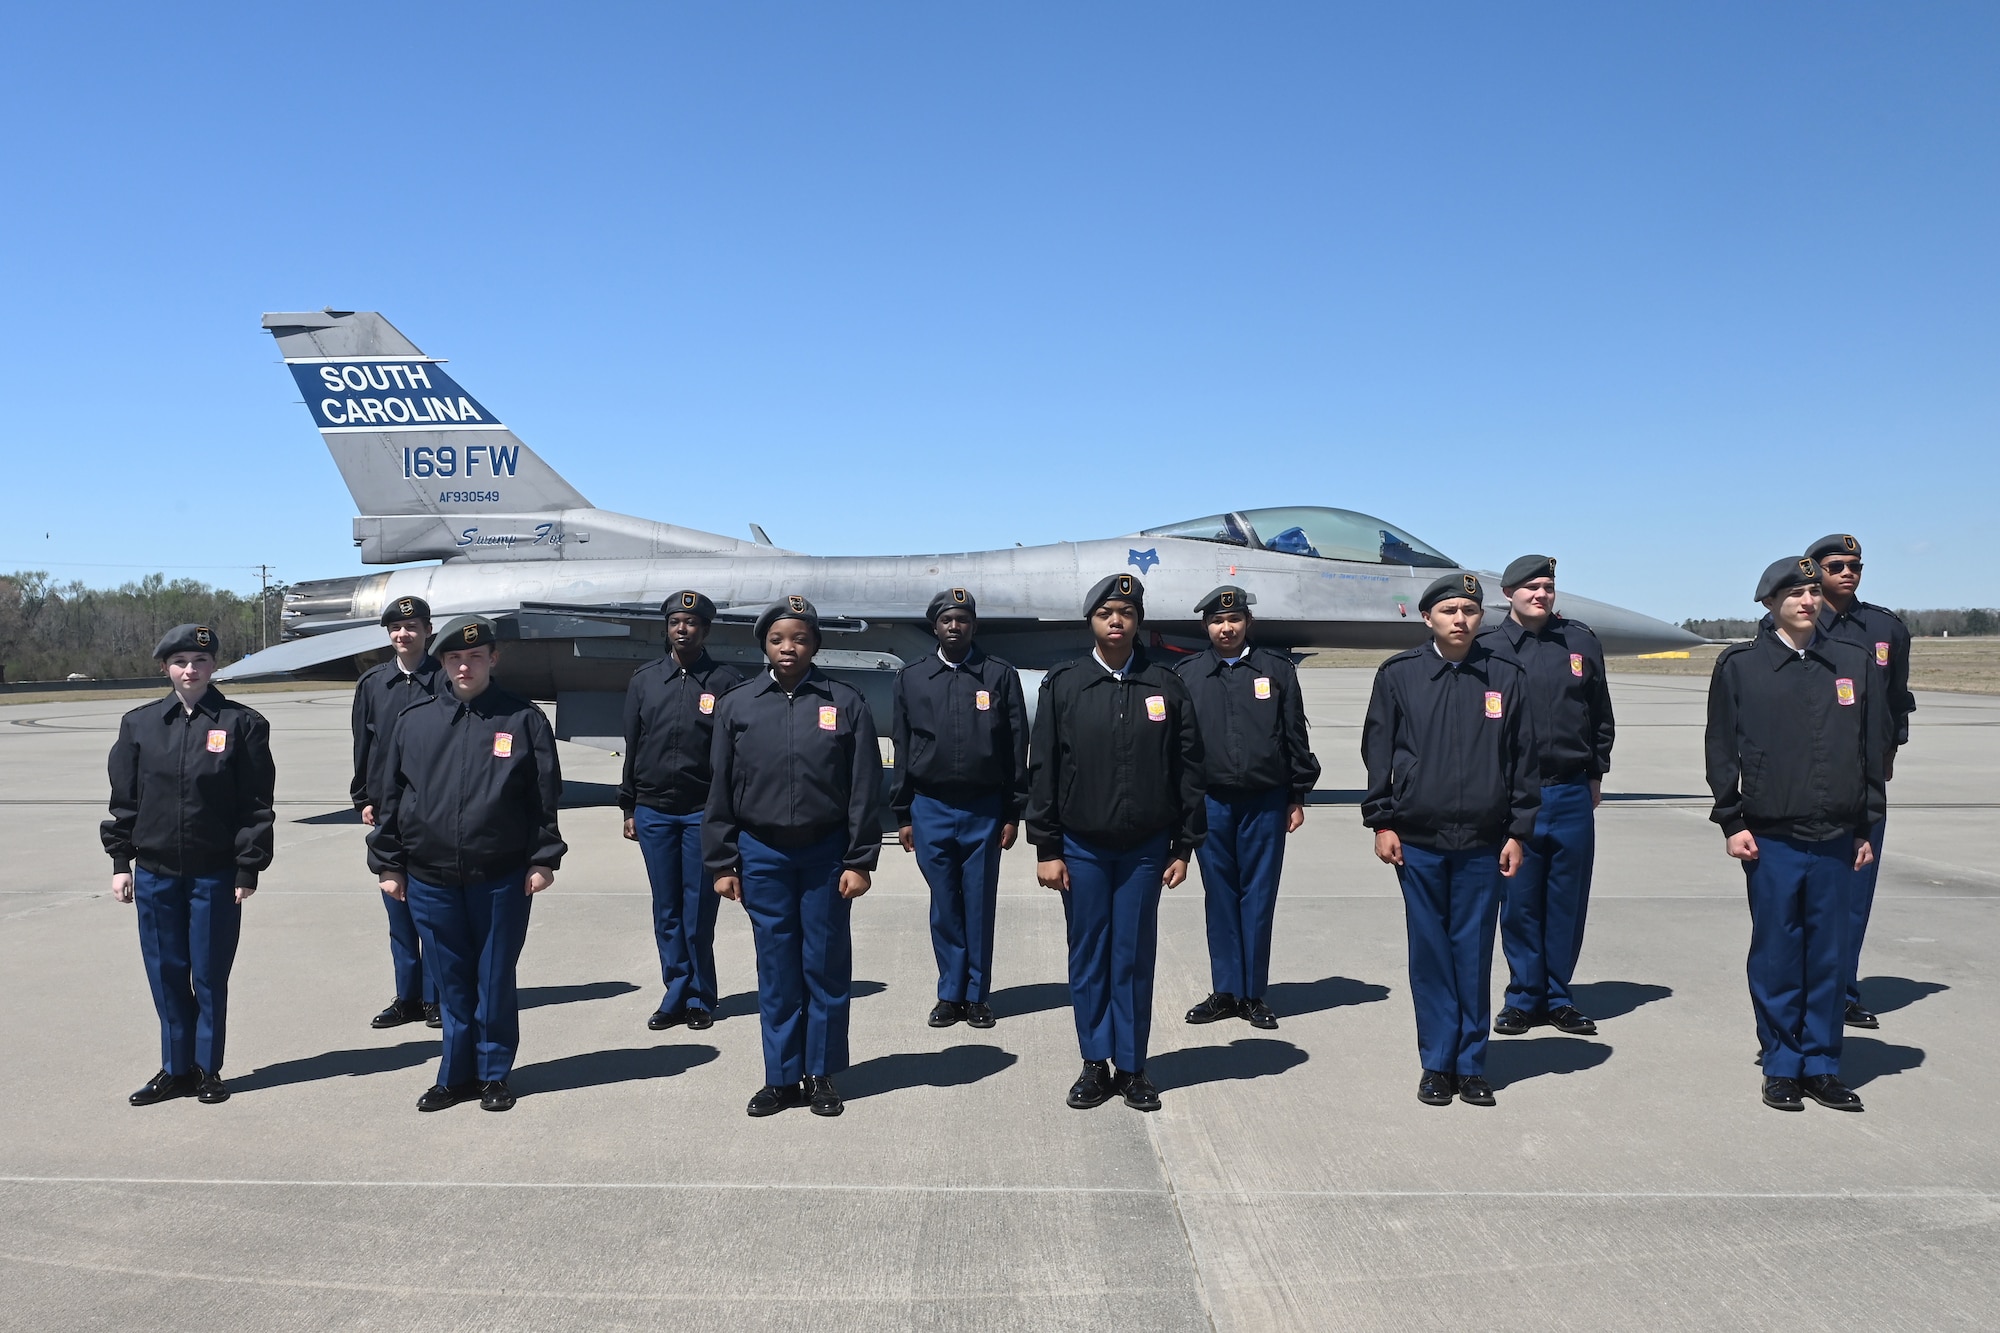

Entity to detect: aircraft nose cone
[1546,591,1706,656]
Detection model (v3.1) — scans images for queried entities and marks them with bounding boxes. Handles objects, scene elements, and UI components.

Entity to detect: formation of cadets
[101,532,1913,1117]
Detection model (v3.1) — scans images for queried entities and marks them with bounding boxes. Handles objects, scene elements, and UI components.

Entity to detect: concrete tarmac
[1,671,1994,1331]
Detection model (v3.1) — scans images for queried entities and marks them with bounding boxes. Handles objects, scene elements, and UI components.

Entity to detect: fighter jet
[222,309,1700,744]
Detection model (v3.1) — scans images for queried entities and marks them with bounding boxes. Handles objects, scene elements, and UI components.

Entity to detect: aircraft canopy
[1141,506,1456,569]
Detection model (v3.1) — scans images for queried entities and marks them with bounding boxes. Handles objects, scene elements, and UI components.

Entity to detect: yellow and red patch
[492,732,514,757]
[206,729,227,754]
[819,705,838,731]
[1484,691,1503,719]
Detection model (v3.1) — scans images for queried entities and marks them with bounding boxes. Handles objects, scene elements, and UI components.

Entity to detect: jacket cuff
[1171,841,1198,860]
[1720,817,1748,837]
[234,869,259,890]
[111,856,132,875]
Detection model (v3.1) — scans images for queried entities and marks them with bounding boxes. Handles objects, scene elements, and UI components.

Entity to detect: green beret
[1420,572,1483,613]
[1194,585,1256,617]
[381,595,432,627]
[1755,556,1820,603]
[1805,533,1860,563]
[154,624,218,659]
[1501,554,1556,588]
[1084,573,1144,619]
[755,594,821,643]
[433,615,500,652]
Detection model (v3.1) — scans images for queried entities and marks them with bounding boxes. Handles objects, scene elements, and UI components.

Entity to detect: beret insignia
[1219,591,1235,609]
[1798,558,1816,577]
[1117,575,1133,595]
[952,588,968,604]
[1462,574,1478,597]
[682,592,697,610]
[788,595,806,613]
[1843,535,1857,552]
[194,627,213,648]
[462,623,479,644]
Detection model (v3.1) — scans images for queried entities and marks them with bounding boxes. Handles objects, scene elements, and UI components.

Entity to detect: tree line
[1681,608,1998,641]
[0,572,282,683]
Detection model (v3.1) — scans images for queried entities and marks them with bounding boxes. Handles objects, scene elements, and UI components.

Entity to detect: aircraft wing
[215,624,392,682]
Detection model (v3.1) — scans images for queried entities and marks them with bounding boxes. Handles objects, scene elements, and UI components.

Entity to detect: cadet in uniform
[1025,574,1206,1114]
[891,588,1029,1030]
[1174,586,1320,1030]
[371,616,566,1114]
[1805,533,1914,1030]
[1478,556,1616,1039]
[704,596,883,1119]
[103,625,275,1106]
[1362,574,1538,1108]
[351,594,443,1031]
[620,591,744,1032]
[1706,557,1883,1112]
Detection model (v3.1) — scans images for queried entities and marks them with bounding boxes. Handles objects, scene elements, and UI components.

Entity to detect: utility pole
[258,564,273,652]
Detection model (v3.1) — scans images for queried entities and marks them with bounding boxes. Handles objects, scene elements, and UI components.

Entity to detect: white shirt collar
[937,648,964,670]
[1430,641,1465,669]
[1093,648,1131,680]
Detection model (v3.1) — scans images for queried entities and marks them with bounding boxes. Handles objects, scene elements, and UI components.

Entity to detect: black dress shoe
[807,1075,844,1117]
[479,1080,516,1112]
[194,1068,230,1104]
[1492,1007,1534,1036]
[648,1008,685,1031]
[1762,1077,1804,1111]
[1185,993,1240,1025]
[1244,999,1278,1030]
[371,998,426,1029]
[964,1002,995,1029]
[416,1081,478,1112]
[685,1007,714,1030]
[1417,1070,1457,1106]
[1457,1076,1496,1106]
[1547,1006,1599,1036]
[1118,1069,1162,1112]
[747,1082,806,1118]
[1844,1002,1880,1030]
[424,1003,443,1029]
[1067,1060,1115,1109]
[1801,1074,1864,1111]
[928,1000,965,1028]
[129,1068,196,1106]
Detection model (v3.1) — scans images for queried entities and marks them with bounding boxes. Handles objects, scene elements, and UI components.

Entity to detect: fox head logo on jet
[1127,548,1159,574]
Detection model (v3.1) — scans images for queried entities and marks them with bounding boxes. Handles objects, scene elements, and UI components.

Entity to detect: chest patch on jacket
[1145,695,1167,722]
[1569,653,1584,677]
[1835,678,1855,706]
[819,705,838,731]
[205,729,227,754]
[492,732,514,757]
[699,692,715,715]
[1484,691,1503,719]
[1875,642,1889,667]
[1254,677,1271,700]
[975,690,991,711]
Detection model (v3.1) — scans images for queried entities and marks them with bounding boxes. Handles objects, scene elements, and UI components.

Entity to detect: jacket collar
[1424,640,1491,680]
[160,686,225,721]
[753,666,833,698]
[1195,645,1256,675]
[665,649,718,678]
[923,644,987,679]
[1754,622,1828,671]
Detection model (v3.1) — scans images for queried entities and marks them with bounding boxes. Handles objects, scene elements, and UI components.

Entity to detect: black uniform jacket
[888,646,1030,824]
[1817,601,1915,752]
[1477,614,1615,783]
[350,655,442,809]
[618,651,745,815]
[1705,626,1886,843]
[1024,647,1207,860]
[102,687,276,888]
[1173,645,1321,802]
[702,668,884,876]
[368,685,567,886]
[1360,643,1540,851]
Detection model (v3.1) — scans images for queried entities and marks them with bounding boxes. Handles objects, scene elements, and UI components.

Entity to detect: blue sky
[1,5,1993,622]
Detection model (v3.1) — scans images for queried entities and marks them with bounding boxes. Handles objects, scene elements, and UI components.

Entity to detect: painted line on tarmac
[3,1176,1997,1202]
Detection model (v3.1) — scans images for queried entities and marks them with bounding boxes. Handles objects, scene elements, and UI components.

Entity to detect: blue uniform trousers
[381,889,435,1006]
[133,869,242,1075]
[1195,786,1289,1001]
[1396,844,1503,1077]
[1500,779,1595,1015]
[1061,832,1169,1072]
[739,831,852,1087]
[910,792,1006,1003]
[406,871,533,1086]
[1844,816,1887,1008]
[1743,835,1849,1079]
[634,806,720,1015]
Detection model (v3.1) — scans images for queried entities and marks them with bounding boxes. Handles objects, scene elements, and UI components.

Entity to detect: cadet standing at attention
[371,616,566,1114]
[891,588,1029,1030]
[1175,586,1319,1031]
[1362,574,1538,1108]
[1706,558,1883,1113]
[1026,574,1206,1114]
[1478,556,1615,1039]
[350,595,443,1032]
[620,591,744,1033]
[1804,533,1914,1031]
[705,596,883,1119]
[103,625,276,1106]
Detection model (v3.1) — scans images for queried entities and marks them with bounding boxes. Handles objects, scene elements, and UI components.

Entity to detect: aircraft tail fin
[263,310,591,520]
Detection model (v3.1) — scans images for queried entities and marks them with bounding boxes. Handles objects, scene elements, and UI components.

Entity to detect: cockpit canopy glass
[1141,506,1456,569]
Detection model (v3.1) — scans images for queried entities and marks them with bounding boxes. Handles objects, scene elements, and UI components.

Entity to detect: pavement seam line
[1141,1113,1224,1333]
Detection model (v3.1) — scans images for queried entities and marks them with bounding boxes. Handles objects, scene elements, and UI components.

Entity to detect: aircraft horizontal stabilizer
[215,623,391,682]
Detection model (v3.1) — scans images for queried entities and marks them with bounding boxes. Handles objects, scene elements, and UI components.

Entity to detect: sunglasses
[1819,559,1862,574]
